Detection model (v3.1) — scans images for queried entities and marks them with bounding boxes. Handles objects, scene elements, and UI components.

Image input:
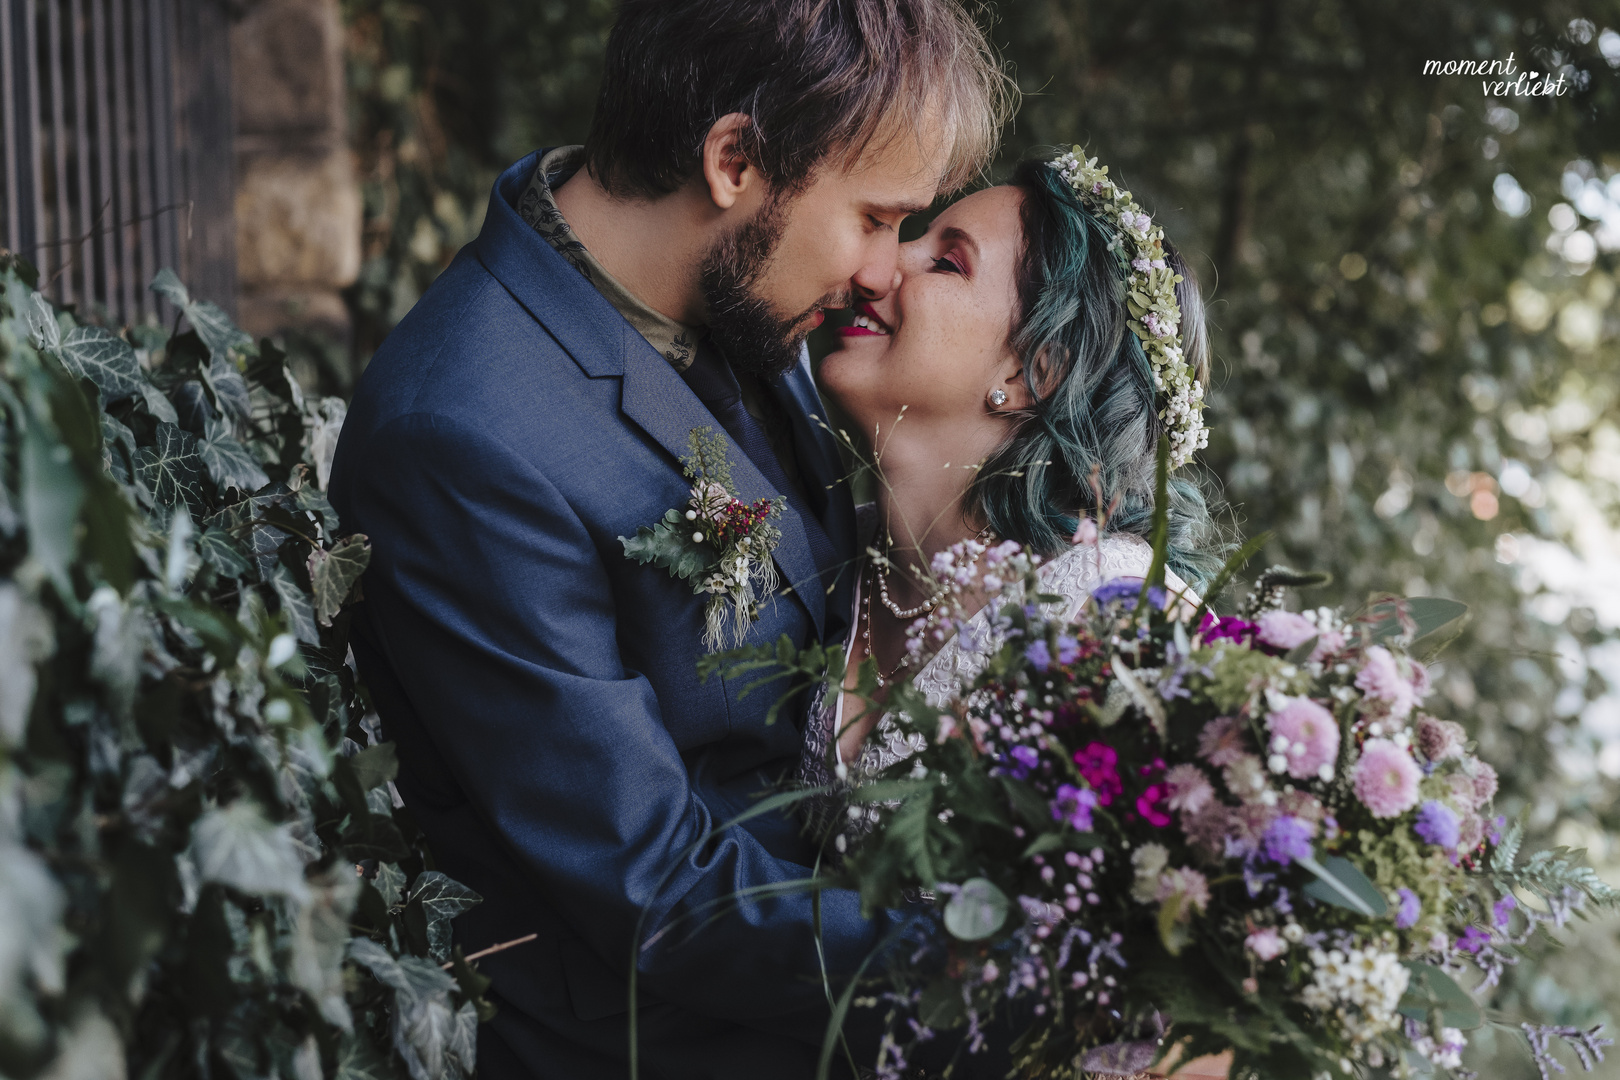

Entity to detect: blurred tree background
[338,0,1620,1072]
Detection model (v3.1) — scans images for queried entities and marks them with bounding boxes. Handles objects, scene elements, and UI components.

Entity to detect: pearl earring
[987,388,1008,408]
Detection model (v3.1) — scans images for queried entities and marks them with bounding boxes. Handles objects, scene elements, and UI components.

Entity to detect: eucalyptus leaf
[1298,854,1387,917]
[1398,961,1483,1030]
[941,877,1010,941]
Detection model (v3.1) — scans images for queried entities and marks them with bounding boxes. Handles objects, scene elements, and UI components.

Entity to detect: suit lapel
[764,355,858,644]
[620,349,826,638]
[475,151,825,638]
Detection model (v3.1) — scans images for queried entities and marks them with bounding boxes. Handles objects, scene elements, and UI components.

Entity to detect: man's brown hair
[583,0,1015,199]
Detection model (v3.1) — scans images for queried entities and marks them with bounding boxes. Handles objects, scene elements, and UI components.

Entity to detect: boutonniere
[620,427,785,650]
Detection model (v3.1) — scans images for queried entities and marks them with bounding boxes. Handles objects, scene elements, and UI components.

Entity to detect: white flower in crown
[1050,147,1209,468]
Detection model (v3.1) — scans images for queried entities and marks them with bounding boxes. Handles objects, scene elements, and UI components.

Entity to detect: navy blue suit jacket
[330,153,889,1079]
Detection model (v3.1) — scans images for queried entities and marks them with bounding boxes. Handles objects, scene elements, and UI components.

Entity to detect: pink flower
[1164,764,1215,815]
[1072,517,1099,546]
[1310,628,1347,663]
[1198,716,1249,767]
[1267,697,1341,781]
[1444,773,1480,811]
[1245,926,1287,962]
[1416,715,1466,762]
[1180,804,1232,861]
[1469,760,1498,806]
[1355,646,1417,719]
[1155,866,1210,915]
[1352,738,1422,818]
[1255,610,1318,652]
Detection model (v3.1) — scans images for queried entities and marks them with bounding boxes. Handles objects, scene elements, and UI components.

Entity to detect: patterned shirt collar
[515,145,700,371]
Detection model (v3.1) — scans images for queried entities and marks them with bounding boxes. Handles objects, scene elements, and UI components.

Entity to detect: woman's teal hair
[963,154,1224,587]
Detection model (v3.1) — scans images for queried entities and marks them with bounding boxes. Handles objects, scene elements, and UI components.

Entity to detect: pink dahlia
[1267,697,1341,781]
[1469,760,1499,806]
[1198,716,1249,767]
[1310,628,1347,663]
[1416,715,1466,762]
[1352,738,1422,818]
[1355,646,1417,719]
[1255,610,1318,652]
[1164,764,1215,814]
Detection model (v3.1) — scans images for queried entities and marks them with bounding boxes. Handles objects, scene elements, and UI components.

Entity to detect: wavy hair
[963,154,1224,587]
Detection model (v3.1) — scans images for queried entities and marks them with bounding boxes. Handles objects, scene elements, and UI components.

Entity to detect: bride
[803,149,1230,1079]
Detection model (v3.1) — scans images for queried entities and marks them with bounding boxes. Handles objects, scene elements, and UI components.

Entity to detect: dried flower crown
[1052,147,1209,469]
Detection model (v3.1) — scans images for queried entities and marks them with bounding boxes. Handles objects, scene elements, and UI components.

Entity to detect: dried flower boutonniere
[620,427,784,650]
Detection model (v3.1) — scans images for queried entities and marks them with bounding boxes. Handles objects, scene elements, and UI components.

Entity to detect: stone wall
[230,0,360,341]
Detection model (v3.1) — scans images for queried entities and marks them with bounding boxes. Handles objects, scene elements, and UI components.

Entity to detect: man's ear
[701,112,759,210]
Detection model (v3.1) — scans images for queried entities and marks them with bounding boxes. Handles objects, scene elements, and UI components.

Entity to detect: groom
[329,1,1009,1077]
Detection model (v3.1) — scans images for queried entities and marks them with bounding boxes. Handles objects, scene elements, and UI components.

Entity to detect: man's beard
[699,196,848,378]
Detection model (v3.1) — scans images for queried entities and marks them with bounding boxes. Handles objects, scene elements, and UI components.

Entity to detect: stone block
[231,0,345,138]
[235,149,361,289]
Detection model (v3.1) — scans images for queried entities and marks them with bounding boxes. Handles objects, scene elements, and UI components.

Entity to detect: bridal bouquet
[715,462,1618,1080]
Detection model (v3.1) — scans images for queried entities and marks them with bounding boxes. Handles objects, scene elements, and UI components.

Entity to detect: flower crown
[1051,147,1209,469]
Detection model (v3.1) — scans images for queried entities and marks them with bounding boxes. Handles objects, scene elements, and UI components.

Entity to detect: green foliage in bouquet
[0,257,487,1080]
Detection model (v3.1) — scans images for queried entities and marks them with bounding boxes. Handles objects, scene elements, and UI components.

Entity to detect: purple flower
[1395,888,1422,929]
[1259,815,1315,865]
[1006,745,1040,781]
[1414,800,1461,849]
[1090,577,1166,611]
[1051,784,1099,832]
[1026,640,1052,673]
[1493,895,1517,929]
[1456,925,1491,954]
[1488,815,1506,846]
[1056,635,1081,665]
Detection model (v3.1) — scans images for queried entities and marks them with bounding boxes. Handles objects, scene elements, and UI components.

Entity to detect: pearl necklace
[863,531,994,688]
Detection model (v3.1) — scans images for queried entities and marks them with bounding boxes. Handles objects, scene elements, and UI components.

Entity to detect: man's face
[701,132,949,376]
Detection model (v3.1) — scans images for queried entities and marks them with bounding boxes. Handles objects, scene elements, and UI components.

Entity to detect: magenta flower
[1255,610,1318,652]
[1352,738,1422,818]
[1199,612,1257,646]
[1266,697,1340,780]
[1051,784,1099,831]
[1137,784,1172,827]
[1355,645,1417,719]
[1073,742,1123,805]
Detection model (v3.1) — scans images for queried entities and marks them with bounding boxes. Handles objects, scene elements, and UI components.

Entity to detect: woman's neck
[872,431,986,605]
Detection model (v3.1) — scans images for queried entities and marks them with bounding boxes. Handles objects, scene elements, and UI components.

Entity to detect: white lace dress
[797,534,1194,842]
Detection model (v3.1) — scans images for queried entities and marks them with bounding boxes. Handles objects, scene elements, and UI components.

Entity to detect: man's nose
[850,244,901,300]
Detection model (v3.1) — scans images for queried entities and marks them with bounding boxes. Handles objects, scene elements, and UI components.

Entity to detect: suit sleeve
[344,411,905,1032]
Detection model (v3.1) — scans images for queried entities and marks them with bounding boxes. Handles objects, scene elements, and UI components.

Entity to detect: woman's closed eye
[933,254,964,274]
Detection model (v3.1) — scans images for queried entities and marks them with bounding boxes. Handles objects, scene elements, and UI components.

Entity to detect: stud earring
[987,388,1008,408]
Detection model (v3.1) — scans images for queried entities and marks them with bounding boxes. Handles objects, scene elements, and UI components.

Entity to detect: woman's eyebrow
[937,225,981,260]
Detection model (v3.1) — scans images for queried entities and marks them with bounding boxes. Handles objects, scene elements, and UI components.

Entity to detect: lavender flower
[1090,577,1165,610]
[1026,640,1052,673]
[1456,925,1490,954]
[1006,745,1040,781]
[1056,635,1081,665]
[1494,894,1517,929]
[1395,888,1422,929]
[1260,815,1315,865]
[1414,800,1461,849]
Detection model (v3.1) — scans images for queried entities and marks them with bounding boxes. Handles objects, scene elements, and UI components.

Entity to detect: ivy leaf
[942,877,1009,941]
[150,268,251,360]
[25,291,60,349]
[200,419,270,494]
[206,354,253,428]
[350,742,399,792]
[189,800,310,902]
[372,861,407,909]
[271,564,320,644]
[135,422,206,509]
[346,939,473,1080]
[308,534,371,627]
[197,527,252,578]
[57,325,144,402]
[619,509,715,582]
[335,1035,395,1080]
[140,382,179,424]
[0,584,54,745]
[23,422,86,595]
[404,871,483,963]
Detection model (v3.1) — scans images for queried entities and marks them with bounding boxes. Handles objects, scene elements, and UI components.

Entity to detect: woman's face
[819,185,1026,445]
